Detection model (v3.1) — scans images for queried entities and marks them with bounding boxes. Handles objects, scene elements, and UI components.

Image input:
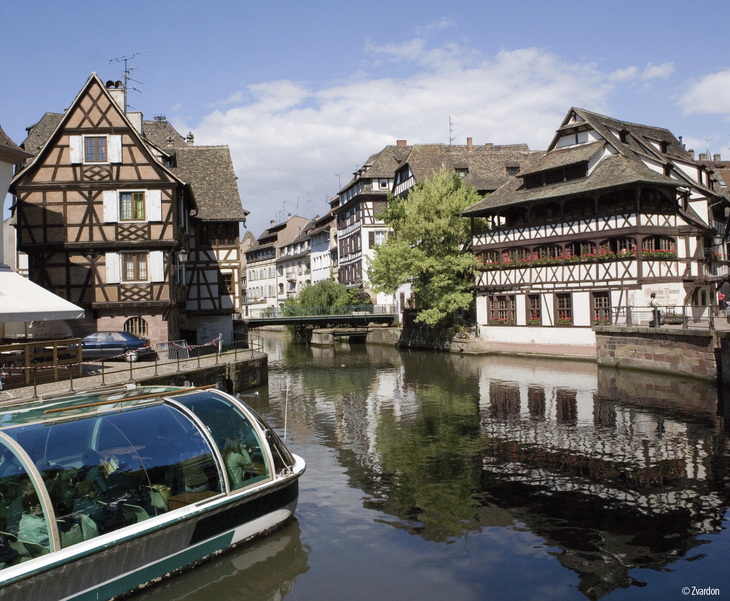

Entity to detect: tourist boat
[0,384,305,600]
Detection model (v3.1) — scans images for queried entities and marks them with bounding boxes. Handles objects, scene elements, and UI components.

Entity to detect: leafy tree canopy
[367,169,481,326]
[284,279,370,315]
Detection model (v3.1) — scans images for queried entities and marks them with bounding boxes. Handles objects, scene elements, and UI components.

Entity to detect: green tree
[367,169,481,326]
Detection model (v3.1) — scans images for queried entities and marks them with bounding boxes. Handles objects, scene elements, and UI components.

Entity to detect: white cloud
[190,41,618,236]
[642,62,674,80]
[609,66,638,81]
[678,69,730,116]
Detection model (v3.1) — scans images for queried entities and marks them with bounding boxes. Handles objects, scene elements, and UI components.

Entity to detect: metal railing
[604,305,726,330]
[0,335,265,397]
[250,304,396,320]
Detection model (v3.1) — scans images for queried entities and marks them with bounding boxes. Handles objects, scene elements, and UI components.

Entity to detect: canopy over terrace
[0,265,84,323]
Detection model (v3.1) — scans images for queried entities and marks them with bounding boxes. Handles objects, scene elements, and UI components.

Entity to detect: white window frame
[69,135,122,164]
[102,189,162,223]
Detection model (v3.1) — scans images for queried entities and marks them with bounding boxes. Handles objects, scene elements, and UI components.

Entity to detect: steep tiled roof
[171,146,248,221]
[0,124,31,163]
[21,113,63,157]
[339,145,412,193]
[143,119,187,149]
[517,141,602,177]
[402,143,540,193]
[464,108,715,217]
[463,154,679,215]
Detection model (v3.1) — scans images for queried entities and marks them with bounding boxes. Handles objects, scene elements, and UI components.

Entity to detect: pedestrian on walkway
[650,293,661,327]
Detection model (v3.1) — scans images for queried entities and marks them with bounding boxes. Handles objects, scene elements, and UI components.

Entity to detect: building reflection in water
[256,335,728,600]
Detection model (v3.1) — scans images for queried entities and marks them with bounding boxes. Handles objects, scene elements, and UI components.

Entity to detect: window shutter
[69,136,82,163]
[102,190,118,223]
[108,135,122,163]
[149,251,165,282]
[146,190,162,221]
[106,252,120,284]
[369,231,375,248]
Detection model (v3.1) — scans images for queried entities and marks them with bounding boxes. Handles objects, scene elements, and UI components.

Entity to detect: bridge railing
[249,304,397,320]
[603,305,727,330]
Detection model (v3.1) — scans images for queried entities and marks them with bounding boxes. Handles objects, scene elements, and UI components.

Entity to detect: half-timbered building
[244,215,308,315]
[333,142,411,308]
[10,73,248,346]
[463,108,730,351]
[276,219,314,299]
[309,209,338,284]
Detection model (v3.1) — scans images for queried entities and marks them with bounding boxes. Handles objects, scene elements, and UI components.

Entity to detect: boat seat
[123,504,149,523]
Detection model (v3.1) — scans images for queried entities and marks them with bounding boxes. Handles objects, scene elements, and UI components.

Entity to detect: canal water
[136,332,730,601]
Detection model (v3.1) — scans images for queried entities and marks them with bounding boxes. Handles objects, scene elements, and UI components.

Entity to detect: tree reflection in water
[267,340,726,600]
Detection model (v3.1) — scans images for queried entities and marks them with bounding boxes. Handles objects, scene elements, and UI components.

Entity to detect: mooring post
[31,368,38,400]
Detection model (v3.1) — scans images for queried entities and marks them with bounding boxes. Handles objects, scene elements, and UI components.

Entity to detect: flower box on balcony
[557,318,573,326]
[642,250,676,260]
[488,318,516,326]
[527,318,541,326]
[596,252,617,261]
[533,258,562,266]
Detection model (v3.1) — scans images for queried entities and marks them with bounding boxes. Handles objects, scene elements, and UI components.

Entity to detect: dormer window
[379,179,389,189]
[619,130,629,144]
[660,141,669,153]
[507,166,520,176]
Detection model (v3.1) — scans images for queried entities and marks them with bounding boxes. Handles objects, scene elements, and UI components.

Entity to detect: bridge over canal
[244,304,397,328]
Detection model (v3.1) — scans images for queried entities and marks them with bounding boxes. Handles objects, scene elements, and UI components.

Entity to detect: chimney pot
[688,149,695,160]
[699,153,707,161]
[396,140,407,146]
[270,220,275,227]
[187,132,194,146]
[467,137,473,151]
[714,153,722,162]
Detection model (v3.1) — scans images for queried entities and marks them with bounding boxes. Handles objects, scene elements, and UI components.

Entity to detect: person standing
[650,293,661,327]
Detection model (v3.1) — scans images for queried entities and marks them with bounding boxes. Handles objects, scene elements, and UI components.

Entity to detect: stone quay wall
[595,327,719,381]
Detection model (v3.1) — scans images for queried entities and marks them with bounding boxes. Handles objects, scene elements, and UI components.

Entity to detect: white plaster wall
[675,161,700,183]
[479,325,597,346]
[573,291,591,326]
[688,199,709,224]
[515,294,526,326]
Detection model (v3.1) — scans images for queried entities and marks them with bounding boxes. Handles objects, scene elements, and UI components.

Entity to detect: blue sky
[4,0,730,236]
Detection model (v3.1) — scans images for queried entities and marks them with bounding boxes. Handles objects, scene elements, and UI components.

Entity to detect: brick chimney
[186,132,194,146]
[699,153,707,161]
[396,140,407,146]
[714,153,722,161]
[467,137,473,151]
[688,149,695,160]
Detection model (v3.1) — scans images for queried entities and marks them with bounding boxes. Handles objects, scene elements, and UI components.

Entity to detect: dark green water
[136,332,730,600]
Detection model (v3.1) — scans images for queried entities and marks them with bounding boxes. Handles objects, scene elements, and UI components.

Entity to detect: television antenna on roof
[449,116,459,146]
[108,50,152,112]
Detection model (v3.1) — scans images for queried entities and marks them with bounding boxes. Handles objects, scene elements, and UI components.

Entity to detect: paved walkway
[0,349,266,403]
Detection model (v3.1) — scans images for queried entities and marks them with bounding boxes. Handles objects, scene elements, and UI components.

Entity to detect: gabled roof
[11,73,189,198]
[400,143,540,193]
[338,144,412,193]
[464,107,719,217]
[0,124,31,164]
[20,113,64,158]
[143,118,187,149]
[171,146,248,221]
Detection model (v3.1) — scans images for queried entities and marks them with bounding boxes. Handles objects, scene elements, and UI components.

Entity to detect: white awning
[0,265,85,323]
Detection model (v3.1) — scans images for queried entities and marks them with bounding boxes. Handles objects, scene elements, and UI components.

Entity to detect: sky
[3,0,730,237]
